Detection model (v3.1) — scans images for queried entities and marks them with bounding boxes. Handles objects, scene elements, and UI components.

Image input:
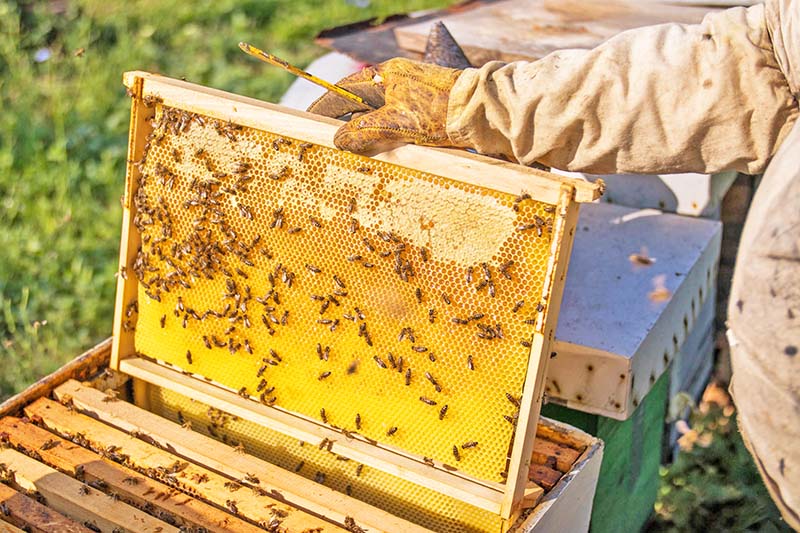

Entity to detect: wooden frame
[0,338,602,532]
[110,72,599,524]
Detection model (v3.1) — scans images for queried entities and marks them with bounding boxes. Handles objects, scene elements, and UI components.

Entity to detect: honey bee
[186,350,193,364]
[441,293,451,305]
[451,317,468,325]
[373,355,387,369]
[160,314,166,328]
[452,445,461,462]
[520,340,532,348]
[294,461,305,472]
[309,216,322,228]
[467,355,474,371]
[438,404,448,420]
[503,414,518,424]
[318,371,332,381]
[314,472,326,484]
[287,227,302,234]
[305,264,321,274]
[419,396,437,406]
[423,457,435,466]
[362,238,374,253]
[462,441,478,449]
[225,500,239,514]
[355,413,362,430]
[424,372,441,393]
[415,288,422,304]
[412,345,428,353]
[320,408,328,423]
[297,142,312,162]
[512,300,524,313]
[428,308,435,323]
[386,427,398,437]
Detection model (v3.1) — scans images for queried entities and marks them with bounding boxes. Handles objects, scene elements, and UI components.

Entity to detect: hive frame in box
[111,71,601,525]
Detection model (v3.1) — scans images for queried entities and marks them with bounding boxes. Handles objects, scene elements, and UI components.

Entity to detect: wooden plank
[0,417,262,533]
[24,397,347,533]
[0,483,92,533]
[395,0,716,65]
[0,448,176,533]
[119,71,601,204]
[54,380,434,533]
[0,338,111,419]
[528,464,562,491]
[110,76,152,370]
[518,434,603,533]
[117,359,506,513]
[501,186,578,519]
[0,521,25,533]
[531,439,581,473]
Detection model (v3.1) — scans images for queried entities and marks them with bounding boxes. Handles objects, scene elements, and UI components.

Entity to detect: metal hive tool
[112,72,600,531]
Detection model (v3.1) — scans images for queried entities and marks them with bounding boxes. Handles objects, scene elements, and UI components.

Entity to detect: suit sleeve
[446,1,799,175]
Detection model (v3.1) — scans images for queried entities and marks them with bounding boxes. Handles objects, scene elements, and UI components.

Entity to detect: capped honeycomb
[127,101,559,488]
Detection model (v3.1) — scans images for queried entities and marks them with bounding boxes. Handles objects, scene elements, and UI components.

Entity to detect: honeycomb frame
[111,71,598,526]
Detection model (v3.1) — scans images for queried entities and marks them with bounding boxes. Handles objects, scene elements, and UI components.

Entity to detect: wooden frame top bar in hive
[112,71,600,524]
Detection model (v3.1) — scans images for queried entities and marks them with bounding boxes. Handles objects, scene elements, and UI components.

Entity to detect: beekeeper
[309,0,800,527]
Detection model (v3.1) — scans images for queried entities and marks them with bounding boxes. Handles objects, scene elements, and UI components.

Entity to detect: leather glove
[307,58,463,153]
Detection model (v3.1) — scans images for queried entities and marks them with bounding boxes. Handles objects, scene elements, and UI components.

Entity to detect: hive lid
[111,71,596,523]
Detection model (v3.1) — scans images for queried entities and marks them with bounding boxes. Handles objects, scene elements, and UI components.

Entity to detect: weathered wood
[517,434,603,533]
[53,379,434,533]
[0,521,25,533]
[117,359,506,513]
[24,397,346,533]
[395,0,716,65]
[0,417,262,533]
[0,448,177,533]
[0,483,91,533]
[120,71,601,204]
[0,338,111,418]
[528,464,562,491]
[531,439,581,474]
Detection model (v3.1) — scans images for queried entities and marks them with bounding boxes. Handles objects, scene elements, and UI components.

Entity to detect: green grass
[647,384,792,532]
[0,0,450,398]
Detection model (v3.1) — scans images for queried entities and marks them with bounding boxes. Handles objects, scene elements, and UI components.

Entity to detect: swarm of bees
[126,99,559,483]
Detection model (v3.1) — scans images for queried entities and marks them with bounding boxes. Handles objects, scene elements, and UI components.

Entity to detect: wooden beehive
[0,339,602,533]
[0,71,603,533]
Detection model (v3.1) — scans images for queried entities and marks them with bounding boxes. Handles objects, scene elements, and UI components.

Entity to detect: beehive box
[0,72,604,532]
[0,340,601,533]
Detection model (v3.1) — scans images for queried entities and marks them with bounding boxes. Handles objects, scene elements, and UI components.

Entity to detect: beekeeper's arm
[309,1,798,176]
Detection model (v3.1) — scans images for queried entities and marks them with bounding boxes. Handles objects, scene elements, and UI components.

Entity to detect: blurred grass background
[0,0,791,530]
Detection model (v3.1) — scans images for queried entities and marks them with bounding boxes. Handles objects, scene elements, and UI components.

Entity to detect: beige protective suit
[446,0,800,527]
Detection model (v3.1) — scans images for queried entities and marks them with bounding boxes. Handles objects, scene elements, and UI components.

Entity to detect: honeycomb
[147,384,506,533]
[128,102,559,487]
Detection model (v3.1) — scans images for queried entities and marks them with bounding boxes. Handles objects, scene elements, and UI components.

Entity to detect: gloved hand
[307,58,463,153]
